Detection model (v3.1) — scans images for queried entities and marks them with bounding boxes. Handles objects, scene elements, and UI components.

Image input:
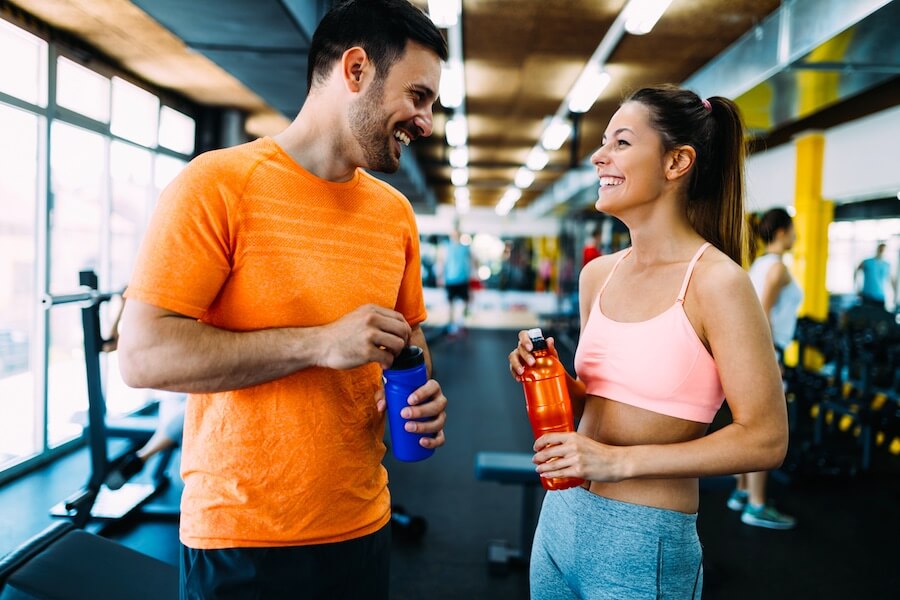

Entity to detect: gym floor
[1,328,898,599]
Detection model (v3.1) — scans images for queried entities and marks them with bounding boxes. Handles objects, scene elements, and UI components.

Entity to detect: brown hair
[625,85,748,265]
[749,207,793,260]
[308,0,448,91]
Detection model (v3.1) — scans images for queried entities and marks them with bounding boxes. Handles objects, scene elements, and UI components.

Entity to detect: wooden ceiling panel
[10,0,825,213]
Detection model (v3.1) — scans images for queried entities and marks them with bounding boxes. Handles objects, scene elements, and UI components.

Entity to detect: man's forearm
[119,313,321,393]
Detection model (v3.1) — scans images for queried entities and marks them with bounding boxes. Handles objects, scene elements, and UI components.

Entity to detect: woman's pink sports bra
[574,242,724,424]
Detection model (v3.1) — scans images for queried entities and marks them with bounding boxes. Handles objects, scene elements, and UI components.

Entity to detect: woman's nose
[591,146,607,166]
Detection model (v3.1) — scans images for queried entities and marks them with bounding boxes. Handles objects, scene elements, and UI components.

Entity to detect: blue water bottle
[383,346,434,462]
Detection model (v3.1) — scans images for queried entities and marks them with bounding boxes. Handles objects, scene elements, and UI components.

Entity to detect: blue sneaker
[741,503,797,530]
[726,489,748,511]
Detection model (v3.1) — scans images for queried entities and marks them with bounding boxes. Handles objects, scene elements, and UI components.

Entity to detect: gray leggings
[530,486,703,599]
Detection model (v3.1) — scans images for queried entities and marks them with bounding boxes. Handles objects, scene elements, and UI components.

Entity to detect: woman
[726,208,801,529]
[508,86,788,599]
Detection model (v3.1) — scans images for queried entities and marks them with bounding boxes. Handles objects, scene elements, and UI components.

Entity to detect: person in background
[582,226,603,267]
[442,228,472,336]
[116,1,449,597]
[509,85,788,598]
[727,207,800,530]
[856,242,895,310]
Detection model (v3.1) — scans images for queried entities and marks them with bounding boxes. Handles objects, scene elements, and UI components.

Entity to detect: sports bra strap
[677,242,712,303]
[598,247,633,297]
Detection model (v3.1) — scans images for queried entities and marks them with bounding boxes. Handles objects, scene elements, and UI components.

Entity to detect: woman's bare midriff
[577,395,710,514]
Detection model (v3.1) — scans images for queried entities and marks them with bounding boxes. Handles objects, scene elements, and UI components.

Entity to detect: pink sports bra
[574,242,724,423]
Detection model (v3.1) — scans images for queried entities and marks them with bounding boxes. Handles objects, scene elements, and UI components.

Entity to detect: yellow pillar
[785,131,833,370]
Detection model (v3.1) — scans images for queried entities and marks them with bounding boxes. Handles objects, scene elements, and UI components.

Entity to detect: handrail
[40,288,123,309]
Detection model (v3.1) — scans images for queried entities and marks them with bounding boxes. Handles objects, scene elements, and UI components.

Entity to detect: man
[442,228,471,336]
[117,1,449,597]
[856,242,895,309]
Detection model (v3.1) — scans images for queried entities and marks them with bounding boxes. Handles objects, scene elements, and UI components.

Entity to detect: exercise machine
[0,521,176,599]
[49,270,178,529]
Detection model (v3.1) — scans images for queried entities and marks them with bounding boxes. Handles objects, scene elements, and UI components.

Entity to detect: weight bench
[0,521,177,599]
[474,451,542,575]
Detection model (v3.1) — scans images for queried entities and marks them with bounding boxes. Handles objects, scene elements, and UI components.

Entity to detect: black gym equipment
[474,451,542,575]
[779,308,900,480]
[49,270,178,530]
[0,521,177,599]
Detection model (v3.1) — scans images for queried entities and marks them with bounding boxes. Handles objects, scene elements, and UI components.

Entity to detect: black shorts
[180,524,390,599]
[446,282,469,302]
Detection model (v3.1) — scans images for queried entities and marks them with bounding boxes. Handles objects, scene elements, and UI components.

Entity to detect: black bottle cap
[527,328,548,350]
[389,345,425,370]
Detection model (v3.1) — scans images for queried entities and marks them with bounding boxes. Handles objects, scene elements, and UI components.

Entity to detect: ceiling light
[427,0,461,28]
[567,65,611,113]
[495,187,522,215]
[449,146,469,168]
[526,146,549,171]
[451,167,469,186]
[454,187,470,213]
[439,61,464,109]
[445,114,468,147]
[623,0,674,35]
[541,117,572,151]
[515,167,535,189]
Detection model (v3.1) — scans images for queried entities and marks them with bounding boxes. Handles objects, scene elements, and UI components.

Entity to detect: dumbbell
[391,505,427,541]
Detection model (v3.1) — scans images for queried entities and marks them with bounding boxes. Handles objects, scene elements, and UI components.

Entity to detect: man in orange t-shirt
[117,1,448,597]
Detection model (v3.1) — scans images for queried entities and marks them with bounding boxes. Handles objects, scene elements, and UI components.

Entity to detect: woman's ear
[665,145,696,181]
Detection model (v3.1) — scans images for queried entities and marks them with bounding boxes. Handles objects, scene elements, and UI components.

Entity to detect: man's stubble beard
[348,77,399,174]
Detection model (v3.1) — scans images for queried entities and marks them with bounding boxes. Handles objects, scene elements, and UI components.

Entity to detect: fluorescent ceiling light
[623,0,674,35]
[445,114,468,147]
[515,167,535,189]
[567,65,611,113]
[439,61,464,109]
[451,167,469,186]
[526,146,549,171]
[449,146,469,168]
[454,187,470,213]
[502,187,522,204]
[541,117,572,151]
[428,0,461,28]
[495,187,522,215]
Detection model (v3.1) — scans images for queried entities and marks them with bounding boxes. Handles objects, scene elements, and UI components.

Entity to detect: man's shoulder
[358,171,416,217]
[186,138,275,184]
[359,171,405,196]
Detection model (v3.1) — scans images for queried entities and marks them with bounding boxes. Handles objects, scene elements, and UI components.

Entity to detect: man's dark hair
[307,0,448,91]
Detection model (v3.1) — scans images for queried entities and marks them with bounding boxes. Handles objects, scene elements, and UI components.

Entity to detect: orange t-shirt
[126,137,426,549]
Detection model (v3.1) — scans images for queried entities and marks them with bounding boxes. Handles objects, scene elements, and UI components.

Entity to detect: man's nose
[414,113,433,138]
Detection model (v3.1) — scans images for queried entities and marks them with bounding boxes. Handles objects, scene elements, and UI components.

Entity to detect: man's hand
[376,378,447,449]
[317,304,411,371]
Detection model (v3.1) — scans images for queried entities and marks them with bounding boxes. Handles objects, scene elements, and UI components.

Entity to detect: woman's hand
[533,431,629,483]
[507,330,559,382]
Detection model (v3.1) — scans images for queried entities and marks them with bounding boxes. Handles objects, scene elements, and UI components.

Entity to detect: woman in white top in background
[729,207,802,529]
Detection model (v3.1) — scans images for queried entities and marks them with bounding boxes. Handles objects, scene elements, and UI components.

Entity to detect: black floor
[2,328,899,599]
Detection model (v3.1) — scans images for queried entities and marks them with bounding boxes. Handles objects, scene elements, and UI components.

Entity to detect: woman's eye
[617,140,629,147]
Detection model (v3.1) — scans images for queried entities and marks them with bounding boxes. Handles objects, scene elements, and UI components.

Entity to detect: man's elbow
[117,335,157,389]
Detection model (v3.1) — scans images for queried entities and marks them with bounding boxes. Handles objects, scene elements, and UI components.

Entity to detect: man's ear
[666,145,696,181]
[341,46,370,93]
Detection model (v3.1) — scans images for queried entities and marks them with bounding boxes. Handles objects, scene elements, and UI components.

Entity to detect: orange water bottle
[521,328,584,491]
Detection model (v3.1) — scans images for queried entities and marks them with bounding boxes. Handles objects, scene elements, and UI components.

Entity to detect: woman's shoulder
[694,244,754,296]
[579,249,627,284]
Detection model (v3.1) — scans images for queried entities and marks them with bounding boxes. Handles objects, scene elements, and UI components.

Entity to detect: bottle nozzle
[526,328,548,350]
[527,328,544,342]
